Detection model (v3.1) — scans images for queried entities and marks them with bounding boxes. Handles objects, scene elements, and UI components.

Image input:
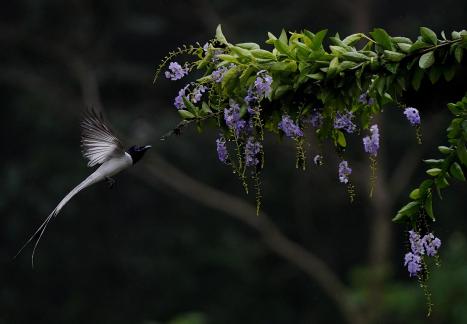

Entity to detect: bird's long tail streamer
[14,174,99,267]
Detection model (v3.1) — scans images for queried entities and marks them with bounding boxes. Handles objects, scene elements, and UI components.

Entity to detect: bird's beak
[143,145,152,150]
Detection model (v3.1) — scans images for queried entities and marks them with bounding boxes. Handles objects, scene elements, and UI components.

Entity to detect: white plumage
[16,109,138,267]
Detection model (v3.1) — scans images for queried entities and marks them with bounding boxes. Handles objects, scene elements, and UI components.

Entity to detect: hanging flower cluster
[155,25,467,290]
[404,230,441,277]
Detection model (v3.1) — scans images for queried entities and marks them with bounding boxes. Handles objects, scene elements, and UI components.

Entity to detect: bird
[16,108,152,266]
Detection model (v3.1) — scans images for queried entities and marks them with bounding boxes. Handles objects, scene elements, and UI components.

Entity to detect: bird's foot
[106,177,115,189]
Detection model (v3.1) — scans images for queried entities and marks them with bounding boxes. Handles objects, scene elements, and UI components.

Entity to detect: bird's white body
[53,153,133,215]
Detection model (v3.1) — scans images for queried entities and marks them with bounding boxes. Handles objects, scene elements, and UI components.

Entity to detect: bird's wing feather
[81,109,125,167]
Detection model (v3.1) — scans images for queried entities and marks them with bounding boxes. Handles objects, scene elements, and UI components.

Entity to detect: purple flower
[422,233,442,257]
[309,110,323,128]
[334,111,356,134]
[174,85,189,109]
[363,124,380,156]
[254,70,273,99]
[313,154,323,166]
[278,115,303,138]
[338,160,352,184]
[358,92,375,105]
[191,85,207,103]
[224,100,246,136]
[246,70,273,103]
[409,230,424,255]
[404,252,422,277]
[244,88,256,105]
[216,136,229,164]
[404,229,442,277]
[211,66,228,83]
[404,107,421,126]
[245,137,262,166]
[165,62,188,81]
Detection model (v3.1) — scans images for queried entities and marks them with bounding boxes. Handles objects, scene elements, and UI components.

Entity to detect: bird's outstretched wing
[81,109,125,167]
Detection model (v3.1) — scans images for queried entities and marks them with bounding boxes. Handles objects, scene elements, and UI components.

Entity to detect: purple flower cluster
[203,43,223,62]
[244,70,273,105]
[254,70,273,98]
[309,110,323,128]
[224,100,246,136]
[216,136,229,164]
[358,92,375,105]
[278,115,303,138]
[174,85,190,109]
[211,66,229,83]
[245,137,262,166]
[173,84,207,109]
[334,111,356,134]
[362,124,380,156]
[338,160,352,184]
[191,85,207,103]
[165,62,188,81]
[404,107,421,126]
[404,230,441,277]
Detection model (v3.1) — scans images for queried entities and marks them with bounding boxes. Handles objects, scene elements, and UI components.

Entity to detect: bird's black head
[127,145,151,164]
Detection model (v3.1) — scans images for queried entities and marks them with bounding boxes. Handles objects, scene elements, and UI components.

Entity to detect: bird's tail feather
[14,174,100,267]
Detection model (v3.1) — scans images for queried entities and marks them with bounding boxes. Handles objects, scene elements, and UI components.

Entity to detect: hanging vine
[154,25,467,294]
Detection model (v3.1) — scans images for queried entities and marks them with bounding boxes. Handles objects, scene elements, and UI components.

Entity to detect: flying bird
[16,109,152,266]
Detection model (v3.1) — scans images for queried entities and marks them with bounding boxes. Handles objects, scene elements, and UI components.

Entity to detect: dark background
[1,1,467,323]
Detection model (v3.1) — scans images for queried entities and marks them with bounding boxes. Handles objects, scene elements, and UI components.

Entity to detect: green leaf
[336,130,346,147]
[327,57,339,77]
[383,50,406,62]
[251,49,276,60]
[395,201,420,217]
[270,61,297,72]
[411,68,424,90]
[419,51,435,69]
[429,66,442,84]
[274,39,292,56]
[409,188,421,200]
[341,51,370,62]
[342,33,363,46]
[457,142,467,166]
[370,28,394,50]
[236,42,260,50]
[216,54,239,64]
[338,61,358,71]
[409,39,431,53]
[392,36,413,44]
[274,85,292,98]
[450,162,466,181]
[420,27,438,45]
[419,179,434,196]
[438,146,454,154]
[230,46,253,58]
[306,73,324,80]
[426,168,442,176]
[311,29,328,50]
[279,29,288,44]
[221,66,241,94]
[452,31,461,39]
[178,109,196,119]
[424,194,435,220]
[455,46,464,63]
[397,43,411,53]
[215,25,228,45]
[423,159,444,165]
[443,64,457,81]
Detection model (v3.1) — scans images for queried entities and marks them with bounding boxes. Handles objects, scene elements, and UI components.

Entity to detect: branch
[132,154,363,324]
